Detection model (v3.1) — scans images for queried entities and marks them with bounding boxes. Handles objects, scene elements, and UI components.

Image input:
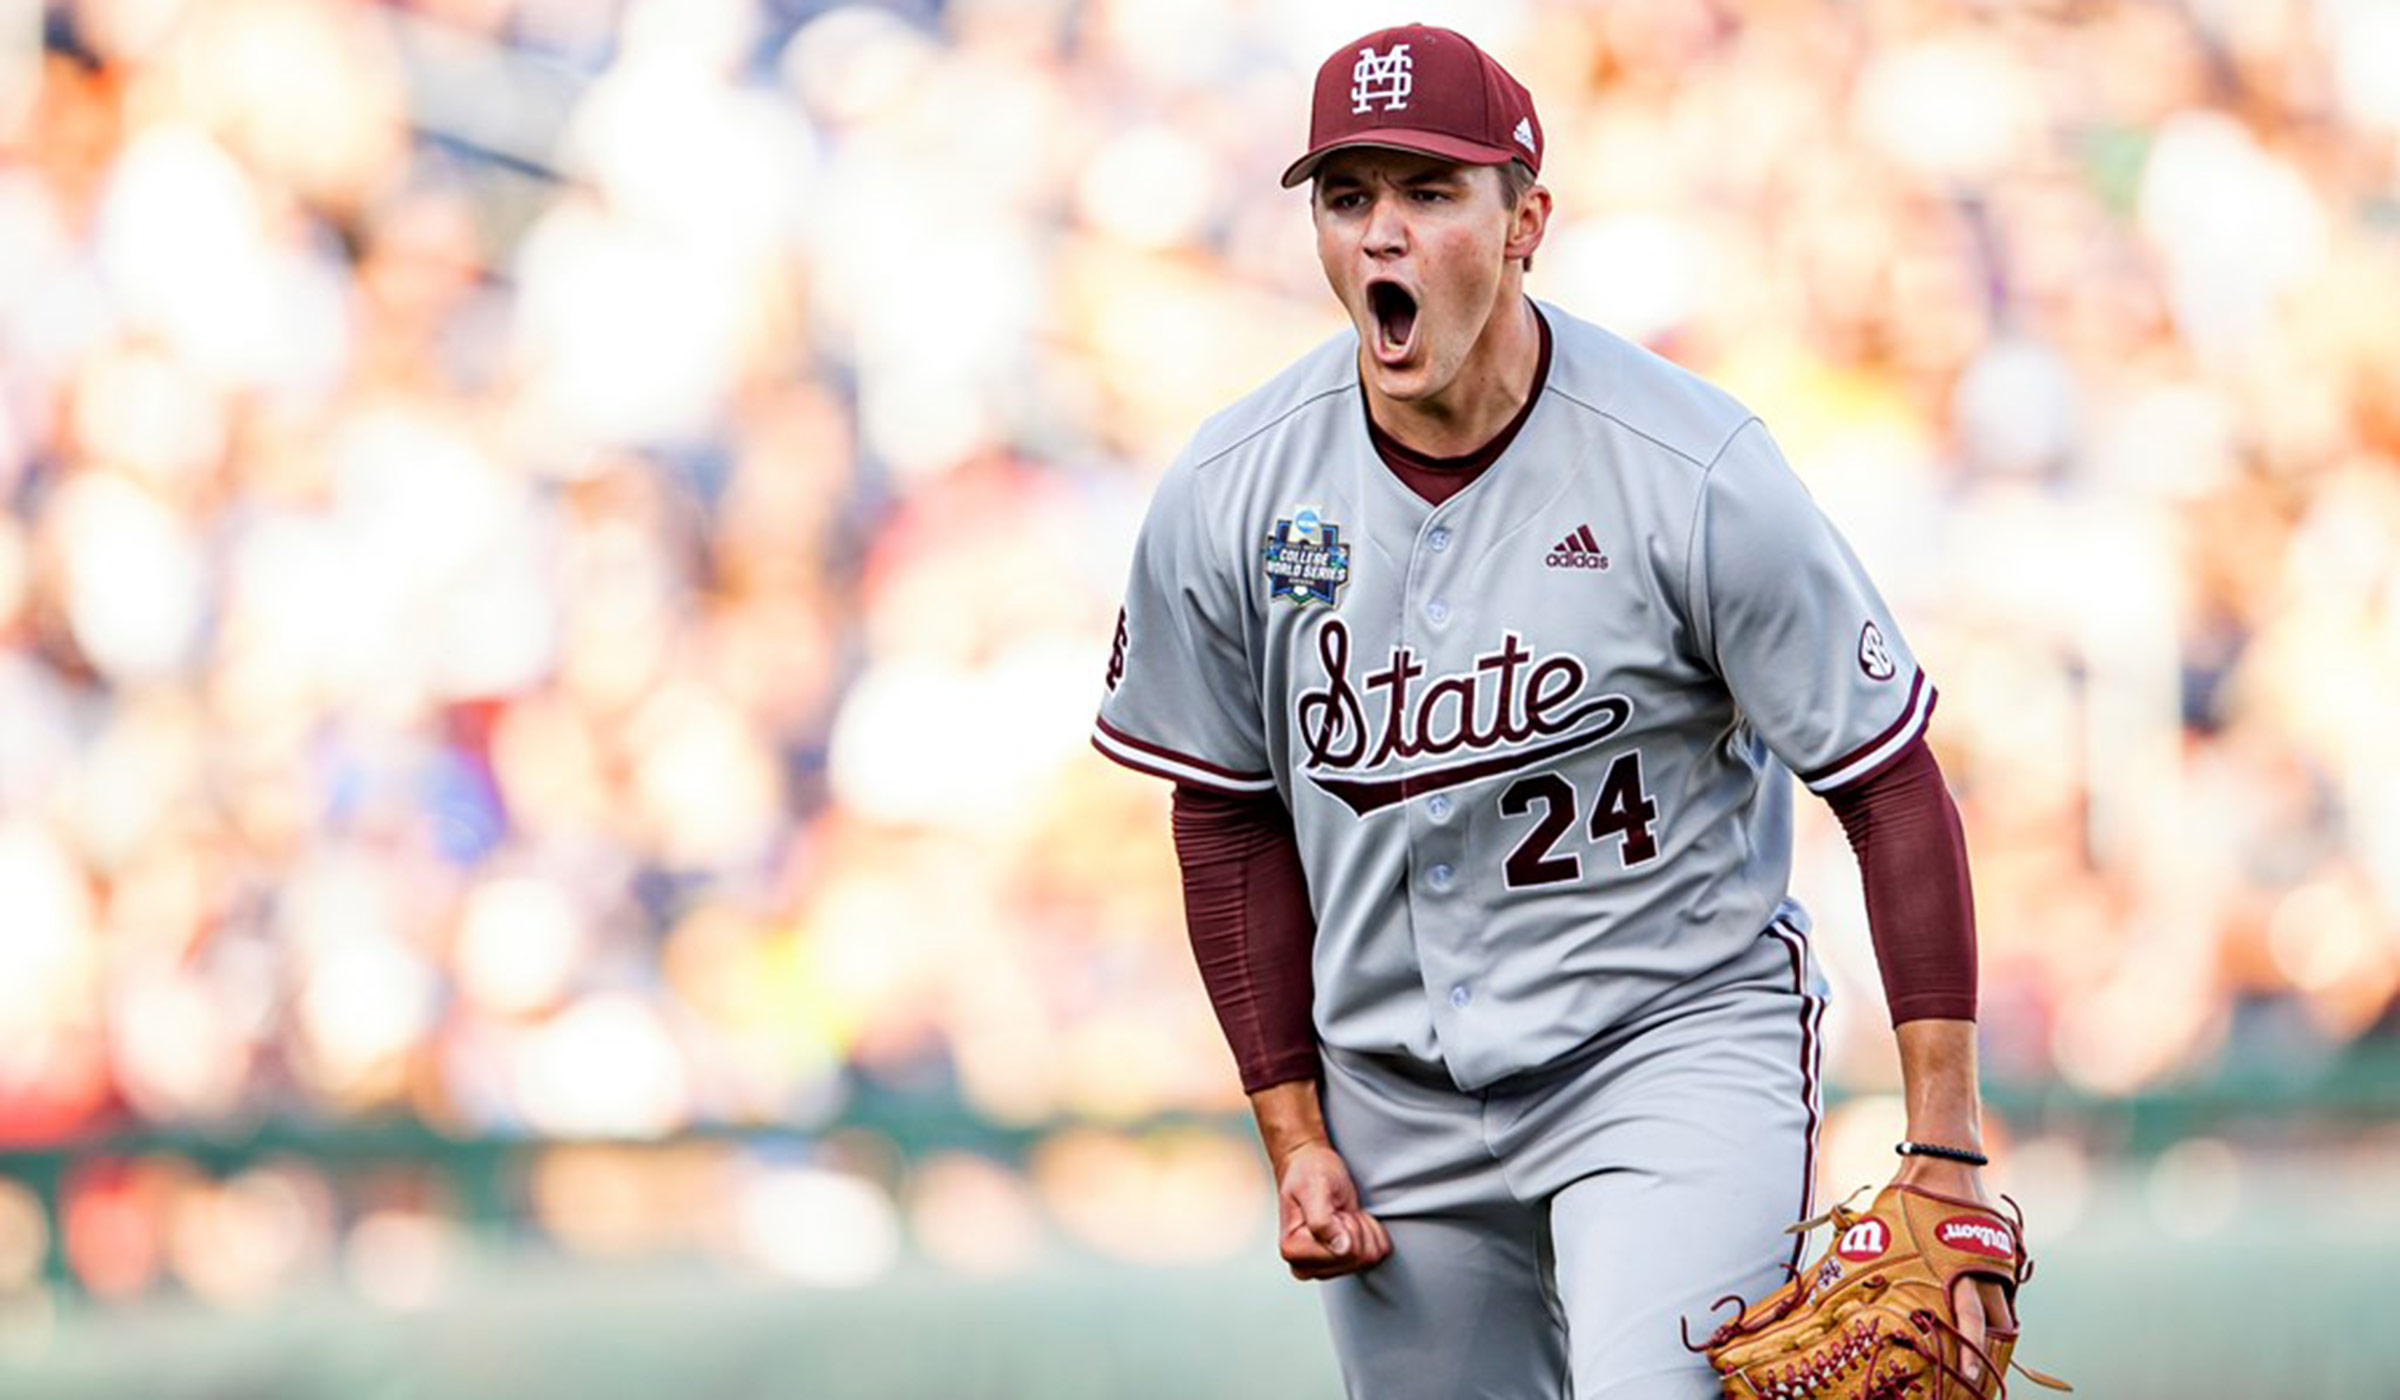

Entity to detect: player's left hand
[1890,1154,2016,1389]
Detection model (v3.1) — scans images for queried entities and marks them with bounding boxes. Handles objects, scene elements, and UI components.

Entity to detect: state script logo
[1351,44,1412,113]
[1294,618,1631,816]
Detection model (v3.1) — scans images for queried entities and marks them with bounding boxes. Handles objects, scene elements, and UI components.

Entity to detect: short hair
[1498,160,1538,272]
[1498,159,1537,207]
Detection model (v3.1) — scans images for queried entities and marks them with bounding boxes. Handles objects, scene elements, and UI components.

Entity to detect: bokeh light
[0,4,2393,1395]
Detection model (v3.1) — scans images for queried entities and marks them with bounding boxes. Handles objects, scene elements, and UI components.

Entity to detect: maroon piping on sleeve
[1765,921,1825,1273]
[1093,715,1274,788]
[1797,671,1930,788]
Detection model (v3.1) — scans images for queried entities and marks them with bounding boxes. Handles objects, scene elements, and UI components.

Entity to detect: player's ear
[1505,180,1552,273]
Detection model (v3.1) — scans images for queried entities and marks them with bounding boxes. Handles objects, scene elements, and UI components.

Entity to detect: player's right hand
[1274,1141,1393,1280]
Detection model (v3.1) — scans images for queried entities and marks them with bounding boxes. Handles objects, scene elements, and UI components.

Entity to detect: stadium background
[1,0,2396,1394]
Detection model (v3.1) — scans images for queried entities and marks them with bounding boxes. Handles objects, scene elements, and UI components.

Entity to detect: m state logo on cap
[1351,44,1413,112]
[1284,25,1544,188]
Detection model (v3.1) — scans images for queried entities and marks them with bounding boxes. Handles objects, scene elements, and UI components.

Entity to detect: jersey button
[1428,527,1452,553]
[1449,985,1472,1009]
[1425,599,1449,625]
[1428,863,1454,891]
[1427,794,1453,821]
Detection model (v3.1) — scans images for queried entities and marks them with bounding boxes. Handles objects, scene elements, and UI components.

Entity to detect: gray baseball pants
[1317,923,1824,1399]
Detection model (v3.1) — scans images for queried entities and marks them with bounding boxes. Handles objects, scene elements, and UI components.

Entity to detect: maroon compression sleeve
[1170,783,1321,1093]
[1821,736,1979,1024]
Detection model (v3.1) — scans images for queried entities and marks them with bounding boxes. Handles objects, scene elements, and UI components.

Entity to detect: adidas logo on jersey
[1545,525,1609,570]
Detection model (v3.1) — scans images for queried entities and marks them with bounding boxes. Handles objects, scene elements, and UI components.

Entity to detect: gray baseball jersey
[1094,301,1931,1092]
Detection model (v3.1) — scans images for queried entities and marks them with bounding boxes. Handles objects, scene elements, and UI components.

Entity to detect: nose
[1362,192,1407,258]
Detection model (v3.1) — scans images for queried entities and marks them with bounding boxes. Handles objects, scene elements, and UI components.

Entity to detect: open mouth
[1367,280,1419,361]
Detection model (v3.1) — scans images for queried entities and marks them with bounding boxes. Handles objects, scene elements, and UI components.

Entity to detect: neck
[1365,288,1540,458]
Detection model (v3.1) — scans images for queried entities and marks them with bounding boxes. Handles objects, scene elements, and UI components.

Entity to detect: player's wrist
[1269,1138,1338,1180]
[1892,1148,1989,1200]
[1894,1138,1988,1167]
[1247,1079,1334,1175]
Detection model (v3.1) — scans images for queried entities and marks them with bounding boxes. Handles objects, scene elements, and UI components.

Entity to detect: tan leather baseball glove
[1689,1184,2072,1399]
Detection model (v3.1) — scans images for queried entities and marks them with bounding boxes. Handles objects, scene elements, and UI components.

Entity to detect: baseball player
[1094,25,2010,1398]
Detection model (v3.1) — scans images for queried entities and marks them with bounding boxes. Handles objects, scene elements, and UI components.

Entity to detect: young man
[1094,25,2010,1397]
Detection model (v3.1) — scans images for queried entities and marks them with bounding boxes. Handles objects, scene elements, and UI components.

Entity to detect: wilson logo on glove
[1835,1219,1889,1262]
[1936,1217,2015,1260]
[1689,1184,2073,1399]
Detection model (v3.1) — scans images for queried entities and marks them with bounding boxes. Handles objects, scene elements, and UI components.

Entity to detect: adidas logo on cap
[1545,524,1609,570]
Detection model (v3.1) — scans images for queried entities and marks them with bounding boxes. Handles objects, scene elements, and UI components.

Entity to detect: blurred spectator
[1,0,2397,1300]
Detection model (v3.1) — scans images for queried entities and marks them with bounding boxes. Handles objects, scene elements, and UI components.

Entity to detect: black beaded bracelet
[1895,1140,1989,1167]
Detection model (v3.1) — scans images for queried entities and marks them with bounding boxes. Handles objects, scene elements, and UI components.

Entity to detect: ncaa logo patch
[1835,1219,1889,1263]
[1264,509,1352,606]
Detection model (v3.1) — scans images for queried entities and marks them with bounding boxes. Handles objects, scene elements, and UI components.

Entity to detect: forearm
[1824,740,1991,1169]
[1894,1017,1984,1152]
[1824,738,1978,1024]
[1170,783,1321,1094]
[1248,1078,1335,1174]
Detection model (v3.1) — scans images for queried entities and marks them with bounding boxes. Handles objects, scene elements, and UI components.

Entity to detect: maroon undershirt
[1169,310,1975,1090]
[1824,738,1980,1023]
[1170,785,1322,1094]
[1363,301,1554,505]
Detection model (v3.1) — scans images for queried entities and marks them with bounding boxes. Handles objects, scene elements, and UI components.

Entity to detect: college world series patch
[1263,509,1351,606]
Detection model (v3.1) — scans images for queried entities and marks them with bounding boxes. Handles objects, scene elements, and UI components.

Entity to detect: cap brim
[1279,130,1523,188]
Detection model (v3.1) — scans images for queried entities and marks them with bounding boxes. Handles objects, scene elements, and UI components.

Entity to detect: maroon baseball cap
[1281,24,1543,189]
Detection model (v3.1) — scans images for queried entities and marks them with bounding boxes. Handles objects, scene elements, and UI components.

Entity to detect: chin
[1361,344,1445,401]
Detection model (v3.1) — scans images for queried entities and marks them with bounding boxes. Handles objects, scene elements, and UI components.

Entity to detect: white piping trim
[1804,681,1935,793]
[1803,985,1827,1212]
[1091,725,1278,793]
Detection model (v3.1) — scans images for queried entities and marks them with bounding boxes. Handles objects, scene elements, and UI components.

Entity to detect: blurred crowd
[1,0,2396,1306]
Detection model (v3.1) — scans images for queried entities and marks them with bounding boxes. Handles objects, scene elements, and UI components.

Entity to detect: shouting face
[1312,148,1547,416]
